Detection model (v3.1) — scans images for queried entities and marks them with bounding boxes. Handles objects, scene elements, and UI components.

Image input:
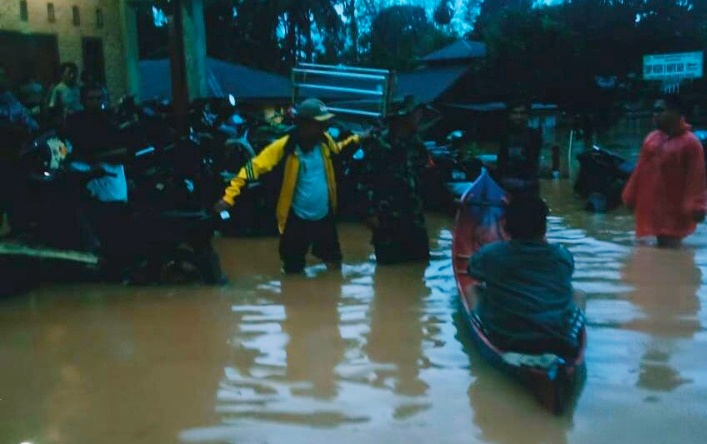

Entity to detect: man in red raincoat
[622,94,707,248]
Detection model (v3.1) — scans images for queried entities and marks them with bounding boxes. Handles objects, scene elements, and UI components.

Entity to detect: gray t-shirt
[291,145,329,221]
[49,82,82,114]
[468,240,578,346]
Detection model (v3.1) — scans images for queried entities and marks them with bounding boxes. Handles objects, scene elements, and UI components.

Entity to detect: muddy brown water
[2,179,707,444]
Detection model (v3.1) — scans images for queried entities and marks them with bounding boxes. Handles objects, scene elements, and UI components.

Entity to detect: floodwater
[2,180,707,444]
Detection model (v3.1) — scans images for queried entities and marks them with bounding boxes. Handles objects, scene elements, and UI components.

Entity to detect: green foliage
[202,0,344,72]
[196,1,458,73]
[433,0,454,26]
[369,5,455,70]
[475,0,707,130]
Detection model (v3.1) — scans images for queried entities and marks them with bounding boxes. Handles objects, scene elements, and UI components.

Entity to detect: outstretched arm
[219,137,287,206]
[334,134,361,153]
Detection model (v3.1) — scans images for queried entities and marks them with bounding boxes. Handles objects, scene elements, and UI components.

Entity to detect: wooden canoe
[452,168,586,415]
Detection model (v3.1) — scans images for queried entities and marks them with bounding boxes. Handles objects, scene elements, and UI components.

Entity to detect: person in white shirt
[49,62,82,117]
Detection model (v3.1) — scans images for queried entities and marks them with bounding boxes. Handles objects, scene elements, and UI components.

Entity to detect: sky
[382,0,564,8]
[373,0,566,35]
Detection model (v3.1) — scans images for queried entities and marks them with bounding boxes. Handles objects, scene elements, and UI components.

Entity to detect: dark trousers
[85,201,130,254]
[373,215,430,264]
[279,212,342,273]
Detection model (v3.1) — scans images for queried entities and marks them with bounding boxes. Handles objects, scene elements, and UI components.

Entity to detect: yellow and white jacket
[222,132,360,233]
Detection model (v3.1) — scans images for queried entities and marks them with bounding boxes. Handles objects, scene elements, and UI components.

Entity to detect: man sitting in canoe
[467,196,584,356]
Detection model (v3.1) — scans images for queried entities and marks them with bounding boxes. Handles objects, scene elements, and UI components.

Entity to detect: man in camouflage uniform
[361,95,430,264]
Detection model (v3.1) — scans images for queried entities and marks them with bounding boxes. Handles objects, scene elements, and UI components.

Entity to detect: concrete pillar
[119,1,141,99]
[183,0,208,99]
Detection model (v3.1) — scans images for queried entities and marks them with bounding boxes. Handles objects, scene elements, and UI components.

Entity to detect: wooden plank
[0,242,99,265]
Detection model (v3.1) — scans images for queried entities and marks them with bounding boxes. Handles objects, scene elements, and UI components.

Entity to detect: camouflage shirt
[360,131,428,218]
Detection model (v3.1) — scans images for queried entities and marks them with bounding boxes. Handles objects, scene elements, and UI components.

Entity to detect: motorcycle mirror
[228,94,236,107]
[328,127,340,139]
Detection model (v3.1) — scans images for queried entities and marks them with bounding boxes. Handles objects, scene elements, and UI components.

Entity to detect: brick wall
[0,0,127,99]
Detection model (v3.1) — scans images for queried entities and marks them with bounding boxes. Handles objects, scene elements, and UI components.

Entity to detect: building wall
[0,0,127,98]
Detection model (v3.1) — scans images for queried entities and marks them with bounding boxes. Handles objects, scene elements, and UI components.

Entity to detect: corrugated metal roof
[444,102,559,112]
[139,58,291,101]
[422,40,486,63]
[396,66,471,103]
[140,59,469,108]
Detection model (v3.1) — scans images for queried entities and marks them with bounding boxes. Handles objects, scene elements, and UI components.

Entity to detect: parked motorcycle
[117,94,285,238]
[0,125,225,296]
[422,131,483,214]
[574,145,636,212]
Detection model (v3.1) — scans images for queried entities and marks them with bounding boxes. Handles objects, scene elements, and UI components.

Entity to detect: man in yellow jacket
[214,98,365,273]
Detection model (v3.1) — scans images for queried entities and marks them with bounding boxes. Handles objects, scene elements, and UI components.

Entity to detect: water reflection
[468,367,572,444]
[210,242,442,435]
[622,246,702,392]
[281,274,345,400]
[365,262,430,398]
[451,308,574,444]
[0,287,231,444]
[543,179,636,246]
[7,187,707,443]
[216,271,373,430]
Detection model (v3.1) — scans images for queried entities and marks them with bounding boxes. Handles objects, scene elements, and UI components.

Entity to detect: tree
[434,0,454,26]
[369,5,455,70]
[476,0,707,137]
[341,0,360,62]
[473,0,533,37]
[278,0,343,65]
[202,0,344,72]
[204,0,281,70]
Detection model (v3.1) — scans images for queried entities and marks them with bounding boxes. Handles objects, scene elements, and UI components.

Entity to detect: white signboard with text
[643,51,703,81]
